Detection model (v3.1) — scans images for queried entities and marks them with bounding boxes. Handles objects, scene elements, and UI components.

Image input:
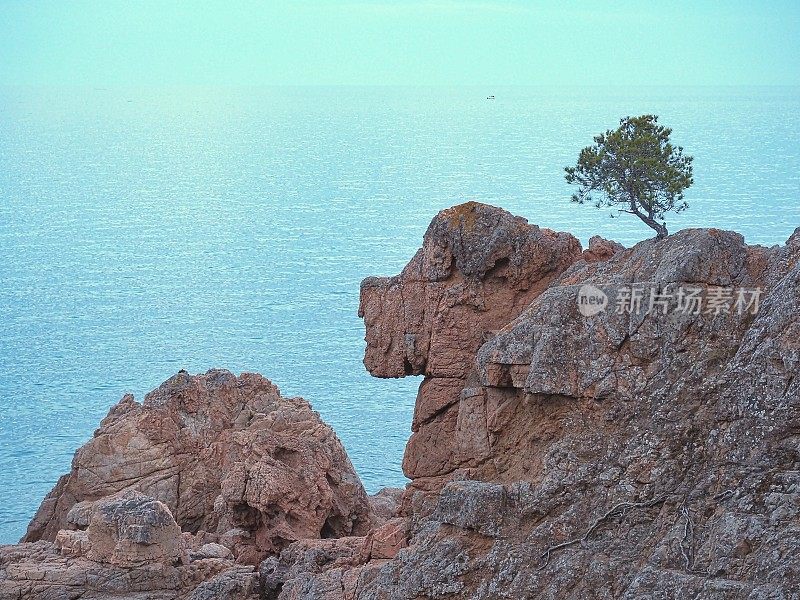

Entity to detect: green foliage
[565,115,693,239]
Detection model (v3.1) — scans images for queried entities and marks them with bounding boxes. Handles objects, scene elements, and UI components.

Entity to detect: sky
[0,0,798,87]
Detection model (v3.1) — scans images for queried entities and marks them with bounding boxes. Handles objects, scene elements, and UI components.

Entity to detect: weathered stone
[187,565,259,600]
[54,529,90,558]
[190,542,233,561]
[367,488,403,524]
[360,202,583,496]
[85,491,186,567]
[23,370,373,564]
[259,536,370,600]
[366,517,408,559]
[583,235,625,262]
[351,211,800,598]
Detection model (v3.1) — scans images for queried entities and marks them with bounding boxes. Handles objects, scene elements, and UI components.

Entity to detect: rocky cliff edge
[2,202,799,599]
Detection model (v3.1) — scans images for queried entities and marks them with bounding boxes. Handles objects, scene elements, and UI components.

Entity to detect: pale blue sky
[1,0,798,86]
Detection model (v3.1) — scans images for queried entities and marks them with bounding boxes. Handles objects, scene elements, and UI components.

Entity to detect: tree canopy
[565,114,693,239]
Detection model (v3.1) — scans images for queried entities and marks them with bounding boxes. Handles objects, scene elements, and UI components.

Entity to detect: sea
[1,86,798,543]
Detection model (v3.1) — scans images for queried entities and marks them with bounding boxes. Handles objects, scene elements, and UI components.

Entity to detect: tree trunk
[636,213,668,239]
[627,194,669,240]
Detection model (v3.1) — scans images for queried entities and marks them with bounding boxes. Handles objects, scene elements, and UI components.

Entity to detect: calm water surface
[1,86,798,542]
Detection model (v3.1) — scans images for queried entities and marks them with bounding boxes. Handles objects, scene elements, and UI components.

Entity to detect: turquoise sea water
[1,86,798,543]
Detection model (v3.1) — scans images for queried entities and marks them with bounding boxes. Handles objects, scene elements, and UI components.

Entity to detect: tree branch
[538,495,667,569]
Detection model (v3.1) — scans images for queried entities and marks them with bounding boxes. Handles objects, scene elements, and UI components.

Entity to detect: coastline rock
[365,517,408,559]
[367,487,404,524]
[1,536,252,600]
[190,542,234,561]
[1,489,259,599]
[582,234,625,262]
[3,370,378,599]
[359,201,584,498]
[259,536,370,599]
[359,201,582,381]
[187,565,260,600]
[3,203,799,598]
[350,210,800,597]
[84,490,186,567]
[22,369,373,564]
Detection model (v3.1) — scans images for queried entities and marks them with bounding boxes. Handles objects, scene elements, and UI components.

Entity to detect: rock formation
[276,203,799,597]
[2,371,389,599]
[23,369,373,563]
[346,205,800,598]
[359,201,584,502]
[2,202,799,598]
[1,488,258,599]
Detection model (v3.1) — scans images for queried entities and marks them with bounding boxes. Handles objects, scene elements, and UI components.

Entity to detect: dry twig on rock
[538,495,667,569]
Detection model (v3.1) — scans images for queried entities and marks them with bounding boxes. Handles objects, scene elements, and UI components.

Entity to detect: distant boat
[487,95,495,100]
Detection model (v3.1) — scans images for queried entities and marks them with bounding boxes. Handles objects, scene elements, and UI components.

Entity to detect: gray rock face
[187,566,259,600]
[348,213,800,598]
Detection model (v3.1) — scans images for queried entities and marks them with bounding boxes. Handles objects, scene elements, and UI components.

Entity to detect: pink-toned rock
[54,529,90,557]
[360,201,582,380]
[85,490,186,567]
[23,370,373,564]
[367,487,404,524]
[347,215,800,599]
[1,493,252,599]
[359,202,581,496]
[359,202,582,495]
[582,235,625,262]
[366,517,407,559]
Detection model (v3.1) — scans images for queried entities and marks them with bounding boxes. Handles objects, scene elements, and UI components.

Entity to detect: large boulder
[22,369,373,563]
[84,490,186,567]
[1,490,253,599]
